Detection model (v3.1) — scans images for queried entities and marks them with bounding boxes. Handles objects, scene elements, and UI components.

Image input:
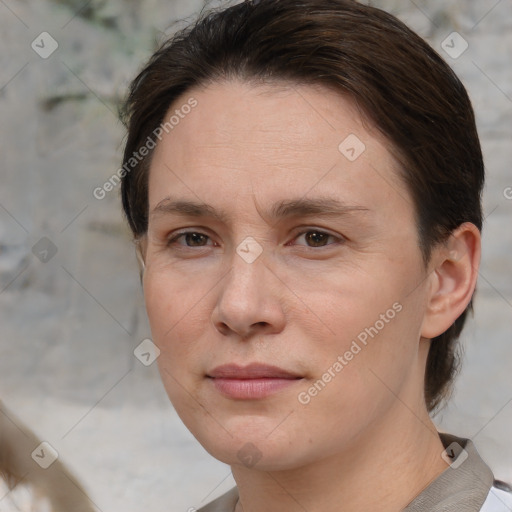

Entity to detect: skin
[138,80,481,512]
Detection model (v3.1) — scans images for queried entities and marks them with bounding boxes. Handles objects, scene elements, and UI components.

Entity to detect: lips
[208,363,301,379]
[207,363,303,399]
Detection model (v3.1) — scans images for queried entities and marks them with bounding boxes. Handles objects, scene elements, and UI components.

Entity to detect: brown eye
[167,231,212,247]
[294,230,342,248]
[304,231,330,247]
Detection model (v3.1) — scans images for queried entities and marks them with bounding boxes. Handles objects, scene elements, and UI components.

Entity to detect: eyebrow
[150,196,370,224]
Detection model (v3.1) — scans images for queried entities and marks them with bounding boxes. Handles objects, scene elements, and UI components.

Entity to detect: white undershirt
[480,486,512,511]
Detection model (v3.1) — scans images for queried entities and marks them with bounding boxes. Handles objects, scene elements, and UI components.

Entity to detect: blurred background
[0,0,511,510]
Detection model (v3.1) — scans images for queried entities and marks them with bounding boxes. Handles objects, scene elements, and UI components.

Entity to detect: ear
[420,222,481,339]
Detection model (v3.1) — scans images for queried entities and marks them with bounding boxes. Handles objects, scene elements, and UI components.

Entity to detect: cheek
[293,309,420,451]
[291,261,424,414]
[143,271,208,417]
[283,258,409,355]
[143,269,207,371]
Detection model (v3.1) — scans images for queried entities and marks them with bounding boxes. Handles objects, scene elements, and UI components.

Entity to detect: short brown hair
[120,0,484,414]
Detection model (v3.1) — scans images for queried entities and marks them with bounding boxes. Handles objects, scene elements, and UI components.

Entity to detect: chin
[203,439,306,471]
[189,417,314,471]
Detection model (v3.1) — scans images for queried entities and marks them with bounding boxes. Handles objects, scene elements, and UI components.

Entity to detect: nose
[211,248,286,340]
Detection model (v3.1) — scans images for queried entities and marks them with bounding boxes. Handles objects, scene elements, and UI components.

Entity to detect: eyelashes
[166,228,344,250]
[293,230,343,248]
[167,231,211,248]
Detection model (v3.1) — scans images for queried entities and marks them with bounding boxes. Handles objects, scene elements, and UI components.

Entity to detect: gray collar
[198,432,494,512]
[403,432,494,511]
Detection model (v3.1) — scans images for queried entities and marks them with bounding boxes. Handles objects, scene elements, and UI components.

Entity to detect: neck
[232,397,447,512]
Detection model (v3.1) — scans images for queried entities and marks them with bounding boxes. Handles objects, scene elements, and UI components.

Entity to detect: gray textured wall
[0,0,511,510]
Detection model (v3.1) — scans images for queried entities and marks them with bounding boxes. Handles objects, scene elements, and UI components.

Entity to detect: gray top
[197,432,495,512]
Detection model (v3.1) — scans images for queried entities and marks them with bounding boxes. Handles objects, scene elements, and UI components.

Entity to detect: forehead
[147,80,411,222]
[164,80,364,154]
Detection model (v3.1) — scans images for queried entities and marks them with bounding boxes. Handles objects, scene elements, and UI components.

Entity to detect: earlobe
[420,223,481,339]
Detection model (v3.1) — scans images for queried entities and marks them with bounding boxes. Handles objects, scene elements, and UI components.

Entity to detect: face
[142,80,432,471]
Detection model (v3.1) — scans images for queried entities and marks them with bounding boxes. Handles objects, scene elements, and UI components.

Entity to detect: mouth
[207,363,303,400]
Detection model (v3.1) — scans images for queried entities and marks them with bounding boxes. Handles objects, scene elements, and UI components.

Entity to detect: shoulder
[480,481,512,511]
[196,487,238,512]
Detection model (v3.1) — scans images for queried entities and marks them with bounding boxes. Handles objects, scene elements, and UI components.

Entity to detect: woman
[119,0,512,510]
